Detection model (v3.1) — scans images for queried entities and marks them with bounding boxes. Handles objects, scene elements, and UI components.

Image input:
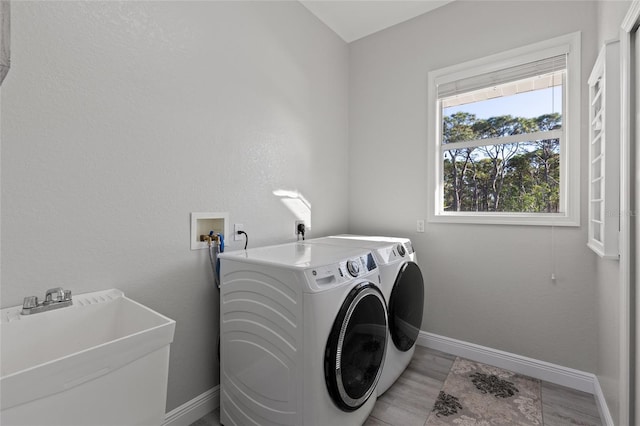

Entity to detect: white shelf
[586,40,620,259]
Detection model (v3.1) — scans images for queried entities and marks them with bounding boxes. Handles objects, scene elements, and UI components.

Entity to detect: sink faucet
[22,287,73,315]
[44,287,65,303]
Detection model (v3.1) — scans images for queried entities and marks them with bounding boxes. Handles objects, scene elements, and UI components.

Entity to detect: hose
[208,231,224,289]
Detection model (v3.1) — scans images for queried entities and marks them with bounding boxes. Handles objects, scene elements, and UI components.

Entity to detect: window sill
[429,212,580,227]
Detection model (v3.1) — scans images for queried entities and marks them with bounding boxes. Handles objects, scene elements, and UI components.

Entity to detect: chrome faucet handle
[21,289,72,316]
[22,296,38,310]
[44,287,65,303]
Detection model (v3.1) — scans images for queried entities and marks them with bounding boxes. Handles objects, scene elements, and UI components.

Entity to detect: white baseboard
[417,331,596,394]
[417,331,596,392]
[163,386,219,426]
[417,331,613,425]
[593,378,615,426]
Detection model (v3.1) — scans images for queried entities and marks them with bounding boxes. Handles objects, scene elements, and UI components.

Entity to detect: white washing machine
[218,242,388,426]
[305,235,424,396]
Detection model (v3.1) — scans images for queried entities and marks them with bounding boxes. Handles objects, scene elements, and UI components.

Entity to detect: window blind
[437,54,567,99]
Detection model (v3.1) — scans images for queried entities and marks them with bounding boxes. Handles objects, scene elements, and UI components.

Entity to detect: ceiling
[299,0,455,43]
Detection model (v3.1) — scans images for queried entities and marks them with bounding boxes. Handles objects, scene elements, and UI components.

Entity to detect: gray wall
[598,1,632,44]
[348,1,600,372]
[1,1,349,412]
[594,1,631,423]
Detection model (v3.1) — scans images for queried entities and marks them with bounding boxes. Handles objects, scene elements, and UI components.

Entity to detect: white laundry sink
[0,289,176,426]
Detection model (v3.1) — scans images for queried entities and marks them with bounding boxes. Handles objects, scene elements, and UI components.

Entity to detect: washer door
[324,282,387,412]
[388,261,424,352]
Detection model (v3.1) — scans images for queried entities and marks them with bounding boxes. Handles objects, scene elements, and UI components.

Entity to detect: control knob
[346,260,360,277]
[397,244,406,257]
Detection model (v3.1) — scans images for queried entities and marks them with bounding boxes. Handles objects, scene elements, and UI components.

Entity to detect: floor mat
[425,357,543,425]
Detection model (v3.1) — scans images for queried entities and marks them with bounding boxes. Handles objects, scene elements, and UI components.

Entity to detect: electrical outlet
[416,219,425,233]
[234,223,244,241]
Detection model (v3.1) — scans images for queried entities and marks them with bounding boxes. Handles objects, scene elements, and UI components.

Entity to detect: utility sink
[0,289,176,426]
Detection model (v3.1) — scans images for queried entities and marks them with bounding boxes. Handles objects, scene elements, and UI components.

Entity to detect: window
[427,33,581,226]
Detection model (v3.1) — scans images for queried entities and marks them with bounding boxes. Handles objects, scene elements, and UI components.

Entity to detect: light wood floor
[191,346,603,426]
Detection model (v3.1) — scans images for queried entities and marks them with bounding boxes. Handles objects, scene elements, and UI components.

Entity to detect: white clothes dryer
[305,235,424,396]
[218,242,388,426]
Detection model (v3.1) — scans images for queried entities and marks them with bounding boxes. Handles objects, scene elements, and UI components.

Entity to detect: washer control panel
[305,252,378,289]
[404,241,415,255]
[340,253,377,278]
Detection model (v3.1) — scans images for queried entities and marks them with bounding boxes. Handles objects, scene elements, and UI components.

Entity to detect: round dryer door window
[324,282,387,412]
[389,261,424,352]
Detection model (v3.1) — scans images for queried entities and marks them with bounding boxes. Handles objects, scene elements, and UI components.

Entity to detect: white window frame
[427,32,581,226]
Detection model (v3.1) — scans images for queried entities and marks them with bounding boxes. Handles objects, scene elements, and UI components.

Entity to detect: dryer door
[324,282,387,412]
[388,261,424,351]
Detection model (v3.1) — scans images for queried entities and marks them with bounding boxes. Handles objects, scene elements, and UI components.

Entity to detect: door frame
[620,2,640,424]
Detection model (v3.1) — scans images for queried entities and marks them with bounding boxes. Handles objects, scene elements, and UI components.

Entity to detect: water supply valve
[200,234,219,246]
